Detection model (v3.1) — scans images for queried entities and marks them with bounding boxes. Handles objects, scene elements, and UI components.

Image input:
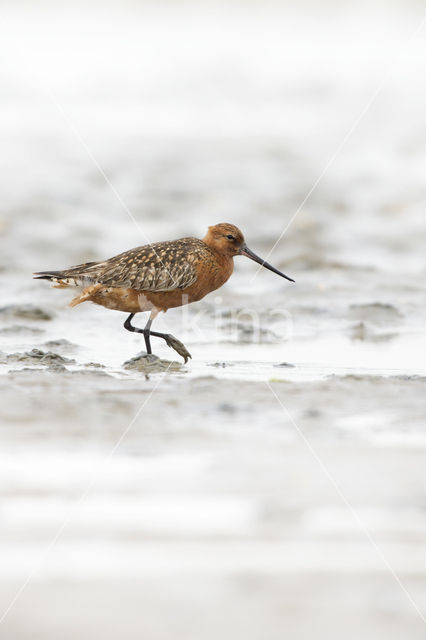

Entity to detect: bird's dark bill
[240,245,295,282]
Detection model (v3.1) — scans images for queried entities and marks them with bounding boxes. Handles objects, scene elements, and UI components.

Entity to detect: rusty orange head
[203,223,245,256]
[203,223,295,282]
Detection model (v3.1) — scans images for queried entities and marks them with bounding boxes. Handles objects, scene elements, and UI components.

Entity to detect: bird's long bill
[240,245,295,282]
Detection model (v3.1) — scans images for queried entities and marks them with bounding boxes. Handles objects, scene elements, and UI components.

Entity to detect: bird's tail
[33,262,99,288]
[33,270,66,281]
[33,271,76,288]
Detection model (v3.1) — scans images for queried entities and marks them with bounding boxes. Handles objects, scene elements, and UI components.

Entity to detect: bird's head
[203,223,245,256]
[203,223,295,282]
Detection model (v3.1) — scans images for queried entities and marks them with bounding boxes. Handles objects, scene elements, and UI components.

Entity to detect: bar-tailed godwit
[34,223,294,362]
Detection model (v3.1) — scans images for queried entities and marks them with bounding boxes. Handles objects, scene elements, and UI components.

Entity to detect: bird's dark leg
[143,316,153,354]
[123,313,191,363]
[123,313,153,354]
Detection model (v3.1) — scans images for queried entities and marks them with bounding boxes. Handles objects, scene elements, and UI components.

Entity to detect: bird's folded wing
[90,246,199,292]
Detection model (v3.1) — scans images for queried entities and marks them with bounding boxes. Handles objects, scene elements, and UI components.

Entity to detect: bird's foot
[164,334,192,363]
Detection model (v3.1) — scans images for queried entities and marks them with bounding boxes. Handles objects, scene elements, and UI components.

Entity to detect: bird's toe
[165,334,192,363]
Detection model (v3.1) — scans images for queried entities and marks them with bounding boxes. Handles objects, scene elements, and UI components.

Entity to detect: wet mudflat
[1,306,425,640]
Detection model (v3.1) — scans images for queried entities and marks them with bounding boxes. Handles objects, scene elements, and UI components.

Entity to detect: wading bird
[34,223,294,362]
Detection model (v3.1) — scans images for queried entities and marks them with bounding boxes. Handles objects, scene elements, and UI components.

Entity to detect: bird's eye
[226,234,235,241]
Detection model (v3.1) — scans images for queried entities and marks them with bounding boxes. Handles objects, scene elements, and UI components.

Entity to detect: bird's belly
[70,284,156,313]
[144,288,202,311]
[70,284,205,314]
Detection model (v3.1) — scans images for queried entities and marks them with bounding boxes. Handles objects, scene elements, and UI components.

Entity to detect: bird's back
[35,237,211,292]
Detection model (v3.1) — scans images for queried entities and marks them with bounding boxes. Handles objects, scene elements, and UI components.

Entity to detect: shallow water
[1,1,426,639]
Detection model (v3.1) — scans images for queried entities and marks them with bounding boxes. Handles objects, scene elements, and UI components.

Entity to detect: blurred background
[0,1,426,639]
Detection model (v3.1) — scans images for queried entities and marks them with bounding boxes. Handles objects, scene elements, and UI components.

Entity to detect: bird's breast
[145,253,234,311]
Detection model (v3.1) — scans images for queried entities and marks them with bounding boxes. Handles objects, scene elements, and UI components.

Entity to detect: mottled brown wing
[85,239,201,292]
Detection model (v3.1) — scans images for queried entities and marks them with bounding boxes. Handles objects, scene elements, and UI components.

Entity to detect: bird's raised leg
[149,330,192,363]
[124,312,153,354]
[123,312,191,363]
